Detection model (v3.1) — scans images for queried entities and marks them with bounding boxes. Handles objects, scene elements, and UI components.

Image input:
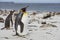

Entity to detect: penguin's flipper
[20,22,24,33]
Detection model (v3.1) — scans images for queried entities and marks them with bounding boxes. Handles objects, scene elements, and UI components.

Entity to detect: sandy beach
[0,10,60,40]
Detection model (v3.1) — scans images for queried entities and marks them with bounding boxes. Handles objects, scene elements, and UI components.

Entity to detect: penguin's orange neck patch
[23,12,28,16]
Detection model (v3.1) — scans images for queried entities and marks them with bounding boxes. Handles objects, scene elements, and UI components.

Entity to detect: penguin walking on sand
[1,10,15,30]
[14,6,29,36]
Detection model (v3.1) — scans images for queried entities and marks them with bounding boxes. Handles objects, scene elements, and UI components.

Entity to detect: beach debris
[30,39,33,40]
[0,10,3,15]
[40,23,57,28]
[29,29,33,31]
[41,22,46,24]
[50,24,57,27]
[0,17,4,23]
[56,12,60,15]
[46,32,52,35]
[28,25,37,27]
[42,12,56,19]
[32,12,37,15]
[1,37,9,39]
[43,13,51,19]
[4,37,9,39]
[51,12,55,16]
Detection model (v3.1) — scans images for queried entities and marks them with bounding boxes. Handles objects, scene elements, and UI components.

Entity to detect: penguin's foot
[1,27,11,30]
[13,33,20,36]
[6,28,10,30]
[13,33,26,38]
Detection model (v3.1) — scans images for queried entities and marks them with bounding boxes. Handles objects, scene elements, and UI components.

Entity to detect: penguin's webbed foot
[6,28,10,30]
[13,33,20,36]
[13,33,26,38]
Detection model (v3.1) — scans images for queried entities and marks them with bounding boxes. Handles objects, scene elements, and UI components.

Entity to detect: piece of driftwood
[43,13,51,19]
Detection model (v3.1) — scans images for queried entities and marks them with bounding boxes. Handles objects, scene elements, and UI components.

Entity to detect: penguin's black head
[11,10,15,13]
[10,10,15,14]
[21,8,26,12]
[21,6,29,12]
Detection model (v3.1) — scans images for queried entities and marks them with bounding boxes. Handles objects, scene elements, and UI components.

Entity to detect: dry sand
[0,11,60,40]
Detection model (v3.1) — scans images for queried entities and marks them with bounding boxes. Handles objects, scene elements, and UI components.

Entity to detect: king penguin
[14,6,29,36]
[1,10,15,30]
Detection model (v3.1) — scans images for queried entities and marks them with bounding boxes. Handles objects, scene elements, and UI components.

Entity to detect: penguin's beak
[25,6,29,8]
